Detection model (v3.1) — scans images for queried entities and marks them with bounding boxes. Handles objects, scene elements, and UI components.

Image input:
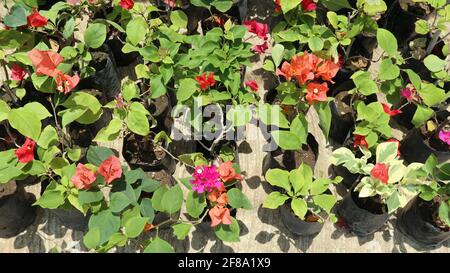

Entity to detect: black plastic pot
[393,99,416,129]
[77,50,121,103]
[397,196,450,247]
[400,128,450,164]
[0,181,36,238]
[331,164,360,189]
[148,94,173,134]
[329,84,355,144]
[106,36,140,67]
[337,188,390,236]
[279,203,324,236]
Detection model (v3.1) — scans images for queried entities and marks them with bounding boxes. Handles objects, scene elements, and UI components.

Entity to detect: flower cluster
[27,49,80,94]
[15,138,36,163]
[274,0,317,13]
[196,72,216,91]
[71,156,122,190]
[244,20,269,54]
[371,163,389,185]
[438,130,450,146]
[277,52,339,104]
[119,0,134,10]
[190,165,223,193]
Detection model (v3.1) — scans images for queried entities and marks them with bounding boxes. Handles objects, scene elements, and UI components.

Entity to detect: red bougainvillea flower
[28,49,64,77]
[209,206,232,227]
[305,82,328,104]
[27,8,48,28]
[190,165,222,193]
[274,0,281,13]
[15,138,35,163]
[371,163,389,185]
[315,59,340,83]
[301,0,317,11]
[215,16,225,26]
[11,64,27,81]
[208,183,228,207]
[245,80,259,92]
[163,0,177,7]
[382,103,402,117]
[71,163,97,190]
[354,134,368,149]
[243,20,269,40]
[119,0,134,9]
[196,72,216,91]
[438,130,450,146]
[218,161,243,182]
[97,156,122,184]
[252,42,268,54]
[54,70,80,95]
[386,139,401,157]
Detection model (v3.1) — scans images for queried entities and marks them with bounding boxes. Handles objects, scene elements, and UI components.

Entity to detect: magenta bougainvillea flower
[190,165,223,193]
[438,130,450,146]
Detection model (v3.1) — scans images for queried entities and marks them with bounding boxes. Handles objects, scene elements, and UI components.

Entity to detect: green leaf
[140,198,155,223]
[84,23,107,49]
[86,146,115,166]
[290,113,308,145]
[258,104,290,128]
[313,194,337,213]
[386,191,400,213]
[292,163,313,195]
[8,108,41,141]
[263,192,290,209]
[321,0,352,11]
[3,4,28,28]
[376,142,399,163]
[379,59,400,80]
[377,28,398,57]
[272,44,285,68]
[308,36,324,52]
[424,54,446,72]
[186,191,207,218]
[122,80,139,102]
[67,148,81,162]
[124,216,148,238]
[177,78,198,102]
[34,190,65,209]
[170,10,188,29]
[172,223,192,240]
[23,102,52,120]
[37,125,58,149]
[151,186,168,212]
[418,83,447,107]
[212,0,233,12]
[83,227,101,250]
[315,102,332,139]
[291,198,308,219]
[0,100,11,122]
[227,188,252,210]
[280,0,300,13]
[271,130,302,151]
[110,192,131,213]
[351,71,378,95]
[128,109,150,136]
[144,237,174,253]
[150,75,167,99]
[94,119,122,142]
[126,17,148,46]
[214,217,240,242]
[79,190,104,205]
[415,19,430,35]
[161,185,183,214]
[226,105,253,127]
[62,17,75,39]
[438,202,450,227]
[88,210,121,246]
[265,168,291,192]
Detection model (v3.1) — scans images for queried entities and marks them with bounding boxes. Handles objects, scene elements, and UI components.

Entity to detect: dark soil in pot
[279,203,324,236]
[401,128,450,164]
[0,181,36,238]
[397,196,450,247]
[40,180,90,232]
[76,50,121,103]
[262,134,318,176]
[123,134,176,174]
[337,186,389,236]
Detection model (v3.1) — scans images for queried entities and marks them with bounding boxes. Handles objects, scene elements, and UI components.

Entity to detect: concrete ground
[1,0,449,253]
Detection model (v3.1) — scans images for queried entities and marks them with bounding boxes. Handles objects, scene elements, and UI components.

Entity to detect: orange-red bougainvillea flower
[209,206,232,227]
[97,156,122,184]
[305,82,328,104]
[15,138,35,163]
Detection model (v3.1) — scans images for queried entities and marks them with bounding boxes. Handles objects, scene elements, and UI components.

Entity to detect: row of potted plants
[0,0,449,251]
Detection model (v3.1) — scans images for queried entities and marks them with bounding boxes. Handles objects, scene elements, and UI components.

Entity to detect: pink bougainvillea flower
[164,0,177,7]
[27,8,48,28]
[371,163,389,185]
[315,59,340,83]
[243,20,269,40]
[209,206,232,227]
[305,82,328,104]
[400,85,420,103]
[71,163,97,190]
[11,64,27,81]
[119,0,134,9]
[438,130,450,146]
[28,49,64,77]
[354,134,368,150]
[196,72,216,91]
[97,156,122,184]
[208,183,228,207]
[245,80,259,92]
[386,139,401,157]
[215,16,225,27]
[54,70,80,95]
[190,165,223,193]
[15,138,35,163]
[382,103,402,117]
[301,0,317,11]
[252,42,268,54]
[218,161,243,182]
